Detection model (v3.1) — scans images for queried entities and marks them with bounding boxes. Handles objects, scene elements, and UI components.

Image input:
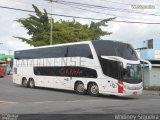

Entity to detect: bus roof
[15,41,91,52]
[15,40,128,52]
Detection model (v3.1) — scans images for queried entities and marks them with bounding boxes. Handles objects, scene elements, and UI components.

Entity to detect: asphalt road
[0,77,160,119]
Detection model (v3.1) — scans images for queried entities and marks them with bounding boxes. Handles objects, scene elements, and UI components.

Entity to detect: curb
[143,90,160,96]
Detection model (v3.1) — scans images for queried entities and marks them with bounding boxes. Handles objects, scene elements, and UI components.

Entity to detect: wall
[143,67,160,87]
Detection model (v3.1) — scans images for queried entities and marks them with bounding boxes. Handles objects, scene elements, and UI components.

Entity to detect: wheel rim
[30,80,34,87]
[91,84,98,95]
[23,80,27,86]
[77,83,85,93]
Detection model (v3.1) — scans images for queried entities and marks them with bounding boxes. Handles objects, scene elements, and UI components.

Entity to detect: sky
[1,0,160,54]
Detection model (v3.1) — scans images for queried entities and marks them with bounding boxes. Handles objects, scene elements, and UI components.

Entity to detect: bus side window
[67,44,93,59]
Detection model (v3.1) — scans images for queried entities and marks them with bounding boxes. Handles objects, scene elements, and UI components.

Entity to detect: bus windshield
[123,64,142,84]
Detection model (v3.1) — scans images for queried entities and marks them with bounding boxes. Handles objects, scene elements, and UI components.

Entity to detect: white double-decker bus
[13,40,150,96]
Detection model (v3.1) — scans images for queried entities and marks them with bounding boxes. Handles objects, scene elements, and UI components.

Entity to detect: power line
[9,0,51,7]
[9,0,160,22]
[9,0,137,20]
[1,5,160,24]
[57,2,160,22]
[99,0,133,6]
[58,2,126,18]
[9,0,160,18]
[9,0,160,19]
[58,0,160,17]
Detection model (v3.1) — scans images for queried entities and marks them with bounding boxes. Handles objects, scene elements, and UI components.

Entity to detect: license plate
[133,91,138,95]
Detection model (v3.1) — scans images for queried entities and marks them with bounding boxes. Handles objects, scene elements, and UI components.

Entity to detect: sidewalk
[1,74,13,79]
[143,90,160,96]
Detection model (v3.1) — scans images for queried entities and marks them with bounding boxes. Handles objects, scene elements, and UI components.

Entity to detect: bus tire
[88,83,99,97]
[28,78,35,88]
[75,82,86,95]
[22,78,28,88]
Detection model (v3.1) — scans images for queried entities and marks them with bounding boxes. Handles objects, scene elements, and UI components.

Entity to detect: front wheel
[75,82,86,95]
[88,83,99,96]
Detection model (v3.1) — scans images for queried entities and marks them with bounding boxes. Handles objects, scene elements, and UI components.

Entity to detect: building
[140,37,160,87]
[0,54,14,60]
[0,54,14,67]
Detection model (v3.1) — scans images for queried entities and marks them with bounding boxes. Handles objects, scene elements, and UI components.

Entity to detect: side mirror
[140,59,152,70]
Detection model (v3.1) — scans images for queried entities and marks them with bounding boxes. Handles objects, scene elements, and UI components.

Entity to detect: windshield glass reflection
[123,64,142,84]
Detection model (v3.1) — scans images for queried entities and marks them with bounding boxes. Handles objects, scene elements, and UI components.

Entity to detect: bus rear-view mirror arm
[140,59,152,70]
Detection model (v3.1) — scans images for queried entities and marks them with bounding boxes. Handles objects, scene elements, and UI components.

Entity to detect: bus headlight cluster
[123,84,143,90]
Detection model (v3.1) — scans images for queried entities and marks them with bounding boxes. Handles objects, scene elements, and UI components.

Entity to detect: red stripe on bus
[118,80,123,93]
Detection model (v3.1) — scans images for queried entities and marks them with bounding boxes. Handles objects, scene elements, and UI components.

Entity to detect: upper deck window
[92,40,138,61]
[67,44,93,59]
[15,44,93,59]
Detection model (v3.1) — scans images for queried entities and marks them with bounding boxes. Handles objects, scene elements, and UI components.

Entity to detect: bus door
[101,61,123,93]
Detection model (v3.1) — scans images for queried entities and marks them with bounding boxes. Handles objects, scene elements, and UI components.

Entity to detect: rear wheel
[22,78,28,87]
[28,79,35,88]
[75,82,86,95]
[88,83,99,96]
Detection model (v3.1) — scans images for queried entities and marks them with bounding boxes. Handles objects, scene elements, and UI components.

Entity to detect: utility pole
[8,50,12,66]
[8,50,12,56]
[45,0,58,45]
[50,0,53,45]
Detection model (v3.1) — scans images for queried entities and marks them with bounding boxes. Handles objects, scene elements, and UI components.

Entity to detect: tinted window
[15,46,67,59]
[67,44,93,59]
[148,39,153,49]
[92,40,138,61]
[92,40,138,79]
[15,44,93,59]
[99,58,122,79]
[92,41,116,57]
[34,66,97,78]
[116,43,138,60]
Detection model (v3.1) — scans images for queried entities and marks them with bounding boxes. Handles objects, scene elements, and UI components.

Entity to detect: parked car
[0,67,5,77]
[0,60,6,77]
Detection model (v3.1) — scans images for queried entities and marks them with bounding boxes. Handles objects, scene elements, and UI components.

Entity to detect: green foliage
[15,4,115,46]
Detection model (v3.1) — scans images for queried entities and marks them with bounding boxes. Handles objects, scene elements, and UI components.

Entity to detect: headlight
[123,84,143,90]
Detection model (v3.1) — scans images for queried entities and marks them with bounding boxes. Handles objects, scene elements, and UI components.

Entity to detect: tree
[15,4,115,47]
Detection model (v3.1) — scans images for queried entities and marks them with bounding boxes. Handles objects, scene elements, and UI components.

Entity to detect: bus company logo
[110,82,117,88]
[59,68,82,76]
[15,57,86,67]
